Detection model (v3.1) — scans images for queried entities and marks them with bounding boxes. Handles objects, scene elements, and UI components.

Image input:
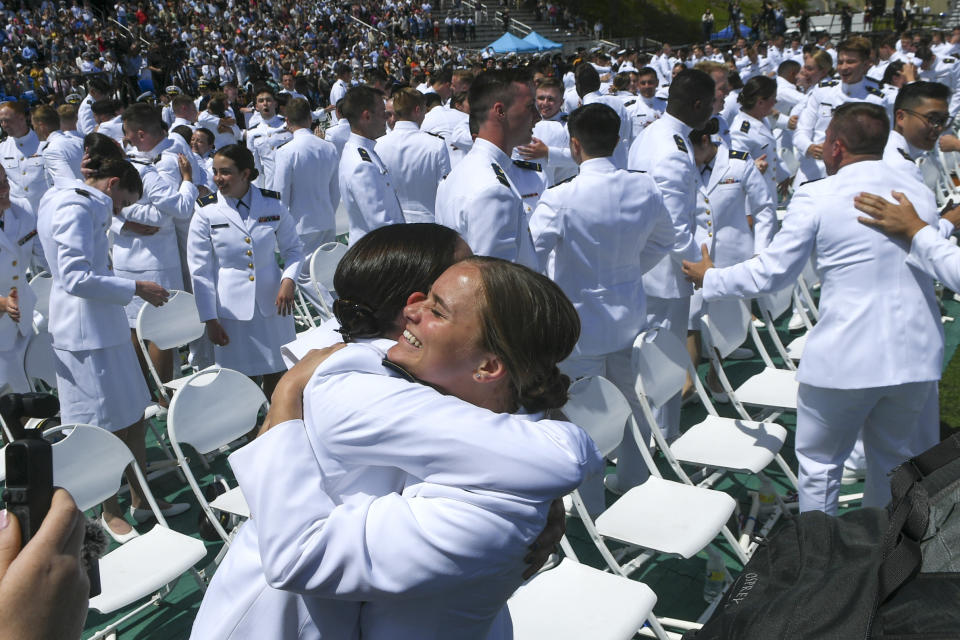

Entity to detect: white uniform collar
[471,137,512,167]
[12,129,38,148]
[661,111,693,137]
[888,129,925,161]
[578,156,617,174]
[347,131,378,150]
[391,120,419,132]
[291,127,313,139]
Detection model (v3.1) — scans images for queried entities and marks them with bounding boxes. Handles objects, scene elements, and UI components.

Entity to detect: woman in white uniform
[191,251,597,639]
[187,143,303,398]
[36,156,187,543]
[731,75,791,203]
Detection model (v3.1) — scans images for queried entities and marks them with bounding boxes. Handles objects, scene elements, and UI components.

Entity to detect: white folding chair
[44,424,207,640]
[134,290,205,406]
[308,242,348,319]
[700,298,799,422]
[27,271,52,332]
[756,285,800,372]
[507,553,674,640]
[563,376,748,573]
[23,330,57,392]
[166,368,266,546]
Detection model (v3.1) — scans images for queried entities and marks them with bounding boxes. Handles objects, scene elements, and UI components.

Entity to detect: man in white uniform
[0,101,47,214]
[530,103,679,510]
[375,88,451,223]
[436,69,539,268]
[37,105,83,187]
[270,98,340,307]
[327,64,353,124]
[683,103,943,514]
[246,87,292,189]
[338,86,404,245]
[625,69,714,466]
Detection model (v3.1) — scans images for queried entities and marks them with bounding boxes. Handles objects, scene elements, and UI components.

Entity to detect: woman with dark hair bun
[187,143,303,399]
[731,74,790,202]
[192,252,597,640]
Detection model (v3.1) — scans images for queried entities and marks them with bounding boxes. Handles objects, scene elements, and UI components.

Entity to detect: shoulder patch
[866,85,883,97]
[548,175,576,188]
[897,148,915,163]
[624,99,637,107]
[74,188,91,198]
[799,177,824,186]
[739,120,750,133]
[491,163,511,188]
[673,134,688,153]
[197,192,218,207]
[259,188,281,199]
[126,157,151,166]
[818,79,839,87]
[357,147,372,162]
[513,159,542,172]
[627,169,647,173]
[425,131,445,140]
[729,149,749,161]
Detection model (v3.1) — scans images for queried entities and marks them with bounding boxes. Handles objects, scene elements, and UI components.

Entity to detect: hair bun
[518,366,571,414]
[333,298,380,342]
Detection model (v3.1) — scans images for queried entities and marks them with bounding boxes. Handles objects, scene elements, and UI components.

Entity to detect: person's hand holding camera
[0,489,89,640]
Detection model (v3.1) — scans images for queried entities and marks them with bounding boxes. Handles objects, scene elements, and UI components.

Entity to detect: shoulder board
[259,188,281,199]
[739,120,750,133]
[74,188,91,198]
[548,175,576,188]
[945,58,957,64]
[425,131,445,140]
[866,85,883,97]
[799,177,824,186]
[491,163,511,188]
[627,169,646,173]
[624,99,636,107]
[197,192,218,206]
[257,215,281,223]
[274,138,291,149]
[513,159,542,172]
[897,148,914,163]
[818,79,839,87]
[127,157,152,166]
[357,147,372,162]
[729,149,749,160]
[17,229,36,246]
[673,134,688,153]
[559,114,569,122]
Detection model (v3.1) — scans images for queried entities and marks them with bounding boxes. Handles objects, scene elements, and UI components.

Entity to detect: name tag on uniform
[257,215,280,223]
[211,223,229,229]
[17,229,36,245]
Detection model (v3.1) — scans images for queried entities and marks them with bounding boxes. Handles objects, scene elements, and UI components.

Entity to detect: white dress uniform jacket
[374,120,450,223]
[627,113,704,298]
[187,187,302,323]
[529,157,676,356]
[113,150,199,273]
[36,182,135,351]
[271,128,341,238]
[508,158,548,221]
[436,137,537,268]
[703,160,943,389]
[1,130,47,213]
[907,224,960,291]
[324,119,351,157]
[697,147,777,264]
[77,95,96,136]
[190,342,601,640]
[582,91,632,167]
[96,115,125,144]
[41,130,84,187]
[0,198,41,344]
[339,133,404,245]
[198,108,242,150]
[882,130,955,238]
[731,111,790,201]
[531,117,578,187]
[246,114,292,188]
[328,78,350,124]
[421,106,472,166]
[627,95,666,141]
[794,77,889,183]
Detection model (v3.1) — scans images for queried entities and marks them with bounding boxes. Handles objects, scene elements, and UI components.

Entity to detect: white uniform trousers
[296,230,337,311]
[561,348,652,515]
[796,380,939,515]
[644,296,690,443]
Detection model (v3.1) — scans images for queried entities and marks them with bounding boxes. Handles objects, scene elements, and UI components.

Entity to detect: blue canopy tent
[710,24,753,40]
[486,32,539,54]
[522,31,563,51]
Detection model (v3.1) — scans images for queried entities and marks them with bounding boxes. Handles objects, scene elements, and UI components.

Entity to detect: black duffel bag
[684,433,960,640]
